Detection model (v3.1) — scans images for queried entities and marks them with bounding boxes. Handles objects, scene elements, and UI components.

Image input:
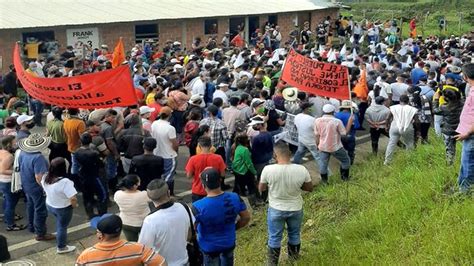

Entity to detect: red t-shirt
[185,153,226,196]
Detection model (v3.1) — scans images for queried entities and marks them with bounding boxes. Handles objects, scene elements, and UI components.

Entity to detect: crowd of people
[0,14,473,265]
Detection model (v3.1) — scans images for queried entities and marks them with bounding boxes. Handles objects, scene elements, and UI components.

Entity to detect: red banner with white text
[281,49,351,100]
[13,43,137,109]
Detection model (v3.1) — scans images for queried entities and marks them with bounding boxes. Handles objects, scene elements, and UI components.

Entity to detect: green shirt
[0,110,9,127]
[232,145,257,175]
[47,119,67,144]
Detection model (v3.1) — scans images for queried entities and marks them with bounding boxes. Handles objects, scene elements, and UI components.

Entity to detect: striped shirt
[314,115,347,153]
[75,240,166,266]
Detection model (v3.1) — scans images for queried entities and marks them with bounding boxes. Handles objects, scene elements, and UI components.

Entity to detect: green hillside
[340,0,474,37]
[235,137,474,264]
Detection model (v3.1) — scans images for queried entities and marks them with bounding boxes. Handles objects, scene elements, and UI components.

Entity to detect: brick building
[0,0,339,73]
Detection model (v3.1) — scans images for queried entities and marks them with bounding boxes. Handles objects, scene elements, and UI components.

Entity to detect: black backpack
[0,235,10,262]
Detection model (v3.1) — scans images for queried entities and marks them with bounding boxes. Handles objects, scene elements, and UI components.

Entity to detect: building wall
[0,8,338,73]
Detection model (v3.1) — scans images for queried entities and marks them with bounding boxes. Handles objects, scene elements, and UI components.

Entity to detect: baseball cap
[90,214,122,235]
[248,116,265,126]
[16,114,34,125]
[200,167,221,190]
[139,106,155,115]
[322,104,335,114]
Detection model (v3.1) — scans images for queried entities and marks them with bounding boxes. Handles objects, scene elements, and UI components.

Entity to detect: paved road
[1,126,373,259]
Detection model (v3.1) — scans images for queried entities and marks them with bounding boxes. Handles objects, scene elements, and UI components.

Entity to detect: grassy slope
[235,137,474,265]
[340,1,474,38]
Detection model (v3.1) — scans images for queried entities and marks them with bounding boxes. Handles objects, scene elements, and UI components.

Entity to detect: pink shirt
[456,87,474,135]
[314,115,347,153]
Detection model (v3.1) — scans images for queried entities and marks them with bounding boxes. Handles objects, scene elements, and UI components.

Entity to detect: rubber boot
[167,181,175,196]
[320,173,328,184]
[267,247,281,266]
[340,168,350,181]
[288,243,301,261]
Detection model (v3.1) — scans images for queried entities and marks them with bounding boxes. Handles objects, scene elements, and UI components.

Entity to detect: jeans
[267,207,303,248]
[384,125,414,164]
[341,137,356,165]
[24,187,48,236]
[202,248,234,266]
[459,135,474,192]
[0,182,20,227]
[47,205,73,249]
[225,137,234,170]
[419,122,431,142]
[105,155,117,180]
[82,177,108,219]
[434,115,442,136]
[292,142,320,169]
[29,99,44,126]
[70,153,79,175]
[319,147,351,175]
[443,134,457,165]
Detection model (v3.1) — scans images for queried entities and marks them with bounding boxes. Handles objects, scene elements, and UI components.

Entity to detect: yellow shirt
[25,43,40,59]
[146,92,156,105]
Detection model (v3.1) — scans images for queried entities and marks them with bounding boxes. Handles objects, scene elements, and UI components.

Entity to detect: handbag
[179,202,203,266]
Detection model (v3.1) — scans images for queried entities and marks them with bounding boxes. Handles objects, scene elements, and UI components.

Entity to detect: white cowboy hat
[282,87,298,101]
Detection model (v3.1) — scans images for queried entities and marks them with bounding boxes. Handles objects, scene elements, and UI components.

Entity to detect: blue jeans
[47,205,73,248]
[459,135,474,192]
[292,142,320,169]
[162,158,177,182]
[0,182,20,227]
[70,153,79,175]
[29,99,44,126]
[225,138,233,170]
[267,207,303,248]
[202,248,234,266]
[24,187,48,236]
[105,155,117,179]
[319,147,351,175]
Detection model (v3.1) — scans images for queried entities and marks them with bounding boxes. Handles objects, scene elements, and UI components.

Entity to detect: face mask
[26,123,35,129]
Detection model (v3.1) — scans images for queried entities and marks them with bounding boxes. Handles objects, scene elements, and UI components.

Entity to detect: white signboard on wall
[66,27,99,57]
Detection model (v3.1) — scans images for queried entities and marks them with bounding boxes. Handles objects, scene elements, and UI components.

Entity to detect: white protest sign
[66,27,99,56]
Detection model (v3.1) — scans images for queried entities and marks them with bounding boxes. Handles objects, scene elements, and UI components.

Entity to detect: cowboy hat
[18,133,51,153]
[448,65,462,74]
[282,87,298,101]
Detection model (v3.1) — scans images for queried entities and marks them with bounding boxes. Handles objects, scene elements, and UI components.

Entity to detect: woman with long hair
[114,174,150,241]
[42,157,78,254]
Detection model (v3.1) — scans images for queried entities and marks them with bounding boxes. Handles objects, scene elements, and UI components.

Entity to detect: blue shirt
[411,68,427,86]
[420,85,435,101]
[335,111,360,138]
[192,192,246,253]
[251,131,274,164]
[18,151,48,191]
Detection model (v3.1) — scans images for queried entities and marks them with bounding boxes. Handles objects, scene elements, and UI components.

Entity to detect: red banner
[13,43,137,109]
[281,49,350,100]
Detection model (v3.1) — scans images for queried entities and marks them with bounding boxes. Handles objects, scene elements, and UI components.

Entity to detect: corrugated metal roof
[0,0,336,30]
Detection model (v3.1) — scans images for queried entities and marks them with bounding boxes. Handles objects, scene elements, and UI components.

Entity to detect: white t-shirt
[113,190,150,227]
[42,177,77,209]
[294,113,316,146]
[213,90,229,105]
[151,119,177,159]
[138,203,191,266]
[261,164,312,211]
[390,82,409,102]
[368,89,389,106]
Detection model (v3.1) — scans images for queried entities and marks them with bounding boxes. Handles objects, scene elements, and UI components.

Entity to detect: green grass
[340,1,474,37]
[235,137,474,265]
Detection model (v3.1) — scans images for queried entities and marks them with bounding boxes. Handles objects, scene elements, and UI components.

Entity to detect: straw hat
[282,87,298,101]
[18,133,51,153]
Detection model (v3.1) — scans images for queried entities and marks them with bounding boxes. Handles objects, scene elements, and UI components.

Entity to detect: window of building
[135,24,159,43]
[268,15,278,27]
[204,19,218,35]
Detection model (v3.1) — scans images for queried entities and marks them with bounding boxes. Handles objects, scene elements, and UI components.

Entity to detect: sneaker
[57,245,76,254]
